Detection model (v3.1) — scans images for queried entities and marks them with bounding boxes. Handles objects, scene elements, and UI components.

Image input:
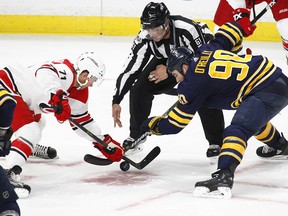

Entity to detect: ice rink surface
[0,34,288,216]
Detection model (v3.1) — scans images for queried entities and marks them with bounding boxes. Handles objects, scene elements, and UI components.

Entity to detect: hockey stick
[85,146,161,170]
[124,100,179,152]
[251,0,277,24]
[69,117,160,169]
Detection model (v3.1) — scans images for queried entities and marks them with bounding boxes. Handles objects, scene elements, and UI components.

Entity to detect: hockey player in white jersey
[1,52,123,197]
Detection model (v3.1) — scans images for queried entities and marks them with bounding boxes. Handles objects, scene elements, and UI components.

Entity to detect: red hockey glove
[48,90,71,123]
[141,116,165,135]
[233,8,256,37]
[0,128,13,157]
[93,134,124,162]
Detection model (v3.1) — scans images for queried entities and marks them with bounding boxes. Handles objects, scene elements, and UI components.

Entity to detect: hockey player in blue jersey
[0,88,21,216]
[141,11,288,198]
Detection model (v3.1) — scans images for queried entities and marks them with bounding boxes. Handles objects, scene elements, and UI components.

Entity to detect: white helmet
[74,52,106,87]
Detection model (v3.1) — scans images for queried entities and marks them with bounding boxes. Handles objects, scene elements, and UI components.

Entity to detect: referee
[112,2,224,160]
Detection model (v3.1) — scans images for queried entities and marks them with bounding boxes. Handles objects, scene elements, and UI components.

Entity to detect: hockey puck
[120,161,130,171]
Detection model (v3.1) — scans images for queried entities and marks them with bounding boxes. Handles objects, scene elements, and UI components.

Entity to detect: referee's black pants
[129,57,224,146]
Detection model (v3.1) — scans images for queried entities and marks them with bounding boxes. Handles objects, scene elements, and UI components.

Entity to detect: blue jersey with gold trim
[179,49,281,112]
[156,22,283,135]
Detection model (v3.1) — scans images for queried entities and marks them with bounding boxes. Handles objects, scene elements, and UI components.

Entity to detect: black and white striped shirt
[113,15,213,104]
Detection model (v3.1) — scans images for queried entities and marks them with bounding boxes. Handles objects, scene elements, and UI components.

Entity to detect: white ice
[0,34,288,216]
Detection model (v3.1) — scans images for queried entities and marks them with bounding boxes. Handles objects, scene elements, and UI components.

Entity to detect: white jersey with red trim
[1,64,50,114]
[31,59,102,141]
[3,59,102,141]
[3,59,103,170]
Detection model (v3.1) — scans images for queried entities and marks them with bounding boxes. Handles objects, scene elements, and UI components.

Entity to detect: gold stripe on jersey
[167,107,194,129]
[231,57,276,108]
[219,136,247,163]
[216,23,243,47]
[254,122,276,142]
[219,151,242,163]
[223,136,247,148]
[222,143,246,155]
[0,89,16,106]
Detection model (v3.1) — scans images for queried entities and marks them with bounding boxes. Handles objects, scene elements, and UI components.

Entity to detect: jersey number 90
[209,50,252,81]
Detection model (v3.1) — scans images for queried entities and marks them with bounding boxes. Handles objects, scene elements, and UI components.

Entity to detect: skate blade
[258,155,288,160]
[15,188,30,199]
[193,186,232,199]
[124,144,144,156]
[29,155,59,160]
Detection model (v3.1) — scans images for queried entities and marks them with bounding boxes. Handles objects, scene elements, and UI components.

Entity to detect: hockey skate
[6,166,31,199]
[123,135,147,156]
[30,144,58,159]
[206,144,221,164]
[256,134,288,159]
[193,169,234,199]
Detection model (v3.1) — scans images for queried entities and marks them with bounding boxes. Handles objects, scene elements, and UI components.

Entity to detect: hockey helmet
[74,52,106,87]
[140,2,170,29]
[167,47,194,75]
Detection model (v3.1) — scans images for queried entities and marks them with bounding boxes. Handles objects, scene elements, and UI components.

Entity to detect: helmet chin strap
[76,73,88,90]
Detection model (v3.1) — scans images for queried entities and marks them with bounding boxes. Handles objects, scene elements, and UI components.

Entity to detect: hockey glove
[233,8,256,37]
[93,134,124,162]
[0,128,13,157]
[49,90,71,123]
[141,116,165,135]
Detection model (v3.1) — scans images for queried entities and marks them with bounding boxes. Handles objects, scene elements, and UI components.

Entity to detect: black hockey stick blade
[84,154,114,166]
[84,146,161,169]
[123,146,161,170]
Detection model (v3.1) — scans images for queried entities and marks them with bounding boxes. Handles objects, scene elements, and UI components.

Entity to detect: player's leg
[194,81,288,197]
[255,74,288,158]
[4,97,43,197]
[29,115,57,159]
[271,0,288,65]
[124,57,176,153]
[194,96,266,197]
[276,18,288,65]
[213,0,235,32]
[197,107,224,163]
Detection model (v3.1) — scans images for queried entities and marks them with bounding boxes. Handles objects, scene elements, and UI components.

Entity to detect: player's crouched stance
[142,9,288,198]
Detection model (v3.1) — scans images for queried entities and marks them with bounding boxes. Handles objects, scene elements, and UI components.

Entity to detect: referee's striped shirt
[112,15,214,104]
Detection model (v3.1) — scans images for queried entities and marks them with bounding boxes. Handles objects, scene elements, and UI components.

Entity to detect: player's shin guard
[254,122,280,144]
[217,136,246,170]
[6,138,33,167]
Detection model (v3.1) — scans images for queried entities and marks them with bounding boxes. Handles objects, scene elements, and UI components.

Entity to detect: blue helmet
[167,47,194,75]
